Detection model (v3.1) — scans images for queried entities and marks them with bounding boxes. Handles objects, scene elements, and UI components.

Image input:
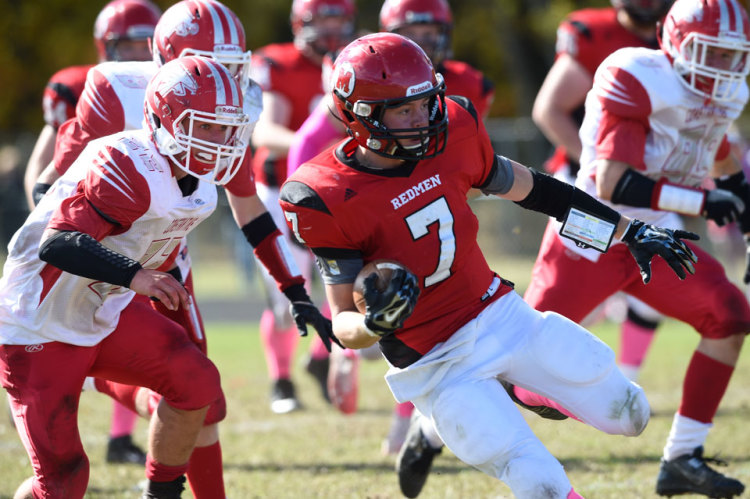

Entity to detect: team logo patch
[333,62,355,98]
[25,344,44,353]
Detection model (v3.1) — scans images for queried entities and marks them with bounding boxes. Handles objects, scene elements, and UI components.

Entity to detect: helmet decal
[333,61,356,98]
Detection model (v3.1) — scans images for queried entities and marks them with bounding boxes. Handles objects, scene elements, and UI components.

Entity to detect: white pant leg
[255,184,314,327]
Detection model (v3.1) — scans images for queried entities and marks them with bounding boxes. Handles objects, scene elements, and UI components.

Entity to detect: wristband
[652,179,705,215]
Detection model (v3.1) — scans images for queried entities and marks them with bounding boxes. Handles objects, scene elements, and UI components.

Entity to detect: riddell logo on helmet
[407,81,433,96]
[216,105,241,115]
[214,44,242,54]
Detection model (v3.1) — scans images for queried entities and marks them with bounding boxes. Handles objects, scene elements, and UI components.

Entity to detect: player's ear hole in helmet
[331,33,448,161]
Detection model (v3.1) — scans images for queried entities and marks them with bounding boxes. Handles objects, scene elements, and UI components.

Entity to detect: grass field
[1,315,749,498]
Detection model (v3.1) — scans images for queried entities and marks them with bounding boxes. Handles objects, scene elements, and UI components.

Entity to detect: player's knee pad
[163,352,222,411]
[531,311,615,385]
[501,451,571,499]
[36,454,89,498]
[611,381,649,436]
[203,390,227,425]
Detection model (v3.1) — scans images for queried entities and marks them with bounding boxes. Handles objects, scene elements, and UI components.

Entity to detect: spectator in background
[20,0,161,466]
[532,0,674,383]
[248,0,357,415]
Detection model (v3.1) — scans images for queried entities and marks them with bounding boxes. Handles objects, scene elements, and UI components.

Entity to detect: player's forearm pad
[514,167,620,226]
[39,230,142,288]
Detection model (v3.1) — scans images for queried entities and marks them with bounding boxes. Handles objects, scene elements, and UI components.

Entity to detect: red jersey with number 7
[279,97,513,366]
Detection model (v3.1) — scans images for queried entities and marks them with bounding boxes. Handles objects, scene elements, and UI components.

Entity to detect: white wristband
[656,183,705,216]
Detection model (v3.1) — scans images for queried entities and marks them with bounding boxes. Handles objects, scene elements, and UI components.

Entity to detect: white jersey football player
[525,1,750,497]
[0,55,249,499]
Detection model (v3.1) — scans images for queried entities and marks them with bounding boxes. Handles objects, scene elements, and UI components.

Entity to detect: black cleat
[106,435,147,465]
[498,378,569,421]
[305,355,330,403]
[396,416,442,498]
[270,378,301,414]
[142,475,186,499]
[656,446,745,498]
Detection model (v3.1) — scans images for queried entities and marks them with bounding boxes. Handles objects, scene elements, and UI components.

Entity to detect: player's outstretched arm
[484,157,699,283]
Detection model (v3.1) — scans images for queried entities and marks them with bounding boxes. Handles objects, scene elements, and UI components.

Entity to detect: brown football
[352,260,412,314]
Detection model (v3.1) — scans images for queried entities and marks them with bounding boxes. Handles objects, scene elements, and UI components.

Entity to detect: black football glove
[284,284,342,352]
[622,219,699,284]
[363,268,420,336]
[702,188,745,226]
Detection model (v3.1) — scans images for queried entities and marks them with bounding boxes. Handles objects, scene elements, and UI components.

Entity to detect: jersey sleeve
[555,15,600,75]
[49,143,150,236]
[279,179,358,255]
[53,117,95,176]
[223,154,257,197]
[76,66,126,137]
[42,71,81,130]
[592,65,652,170]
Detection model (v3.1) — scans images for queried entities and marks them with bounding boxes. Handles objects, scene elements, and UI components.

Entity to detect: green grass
[1,317,749,498]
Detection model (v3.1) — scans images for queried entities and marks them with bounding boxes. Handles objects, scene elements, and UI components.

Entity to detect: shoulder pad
[447,95,478,126]
[280,180,331,214]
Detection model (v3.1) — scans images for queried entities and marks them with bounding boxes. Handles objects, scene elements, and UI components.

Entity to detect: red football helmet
[93,0,161,61]
[145,56,253,185]
[661,0,750,101]
[331,33,448,160]
[379,0,453,63]
[611,0,674,26]
[152,0,252,88]
[290,0,356,56]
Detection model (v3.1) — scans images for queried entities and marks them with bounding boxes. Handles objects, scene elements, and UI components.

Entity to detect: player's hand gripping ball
[353,260,420,336]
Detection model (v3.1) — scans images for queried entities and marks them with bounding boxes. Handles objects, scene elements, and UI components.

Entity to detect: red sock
[187,441,225,499]
[512,386,580,422]
[395,401,414,418]
[678,350,734,423]
[94,379,140,413]
[146,454,189,482]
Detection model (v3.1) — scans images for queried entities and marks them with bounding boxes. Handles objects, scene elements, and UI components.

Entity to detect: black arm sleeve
[32,183,52,207]
[514,168,621,226]
[39,231,142,288]
[610,168,656,208]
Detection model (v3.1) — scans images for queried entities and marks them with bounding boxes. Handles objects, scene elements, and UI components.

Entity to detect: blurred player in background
[525,0,750,496]
[248,0,356,414]
[21,0,161,466]
[532,0,674,383]
[280,32,699,499]
[31,1,335,496]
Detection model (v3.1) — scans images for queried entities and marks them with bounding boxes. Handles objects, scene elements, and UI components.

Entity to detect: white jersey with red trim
[578,46,748,226]
[0,129,217,346]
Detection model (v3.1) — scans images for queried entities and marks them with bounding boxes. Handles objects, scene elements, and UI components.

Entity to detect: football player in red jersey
[21,0,160,467]
[2,56,250,499]
[280,32,699,499]
[24,0,160,211]
[525,0,750,496]
[533,0,674,385]
[248,0,357,414]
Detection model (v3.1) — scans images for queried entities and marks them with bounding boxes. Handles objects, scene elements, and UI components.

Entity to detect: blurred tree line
[1,0,621,135]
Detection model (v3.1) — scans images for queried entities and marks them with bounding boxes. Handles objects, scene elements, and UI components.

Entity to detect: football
[352,260,412,314]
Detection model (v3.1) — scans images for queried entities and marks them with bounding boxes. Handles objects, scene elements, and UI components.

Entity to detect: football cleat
[142,475,186,499]
[106,435,147,465]
[270,378,301,414]
[328,347,359,414]
[656,446,745,498]
[498,379,569,421]
[305,355,331,404]
[396,415,442,498]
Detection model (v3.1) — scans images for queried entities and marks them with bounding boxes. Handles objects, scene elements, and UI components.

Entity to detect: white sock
[418,414,444,449]
[663,413,712,461]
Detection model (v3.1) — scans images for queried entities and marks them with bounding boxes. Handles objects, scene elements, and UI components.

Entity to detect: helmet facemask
[339,74,448,161]
[177,46,253,88]
[668,31,750,101]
